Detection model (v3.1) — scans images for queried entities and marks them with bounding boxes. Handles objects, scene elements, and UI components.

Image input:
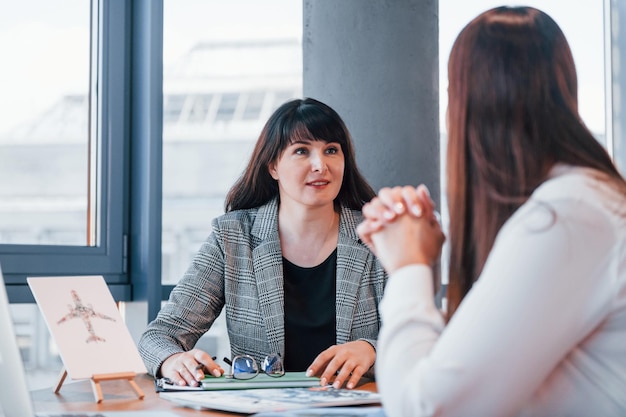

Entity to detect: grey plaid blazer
[138,197,387,377]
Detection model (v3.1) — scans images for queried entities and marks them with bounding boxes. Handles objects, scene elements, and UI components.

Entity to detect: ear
[268,163,278,180]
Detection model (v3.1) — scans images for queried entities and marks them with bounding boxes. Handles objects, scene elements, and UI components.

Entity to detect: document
[155,371,321,392]
[160,386,381,414]
[252,406,386,416]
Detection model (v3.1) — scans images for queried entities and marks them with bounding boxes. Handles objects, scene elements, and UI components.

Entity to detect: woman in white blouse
[357,6,626,417]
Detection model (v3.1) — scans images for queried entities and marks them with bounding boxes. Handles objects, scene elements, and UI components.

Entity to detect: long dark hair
[225,97,375,212]
[445,6,626,318]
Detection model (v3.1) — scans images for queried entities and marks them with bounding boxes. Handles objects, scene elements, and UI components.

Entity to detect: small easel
[54,368,145,403]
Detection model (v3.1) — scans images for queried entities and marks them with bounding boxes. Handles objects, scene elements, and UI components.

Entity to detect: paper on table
[156,371,321,392]
[160,386,381,414]
[252,406,386,417]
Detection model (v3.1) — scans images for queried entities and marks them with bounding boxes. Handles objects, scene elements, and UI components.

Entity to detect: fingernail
[178,379,185,386]
[305,369,313,377]
[333,381,341,389]
[196,373,203,380]
[320,378,327,386]
[393,202,405,214]
[383,210,395,220]
[212,369,221,377]
[347,382,354,389]
[411,205,423,217]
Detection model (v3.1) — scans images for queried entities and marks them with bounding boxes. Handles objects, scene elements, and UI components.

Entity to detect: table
[31,373,378,416]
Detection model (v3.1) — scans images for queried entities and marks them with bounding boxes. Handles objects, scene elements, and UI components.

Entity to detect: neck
[278,201,340,267]
[278,201,336,233]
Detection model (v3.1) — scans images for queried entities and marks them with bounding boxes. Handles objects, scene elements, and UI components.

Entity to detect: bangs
[282,115,348,147]
[284,120,321,145]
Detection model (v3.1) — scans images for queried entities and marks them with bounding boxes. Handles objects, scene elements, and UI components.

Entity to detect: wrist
[386,257,430,274]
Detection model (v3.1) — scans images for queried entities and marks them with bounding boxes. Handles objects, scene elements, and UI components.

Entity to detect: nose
[310,150,327,173]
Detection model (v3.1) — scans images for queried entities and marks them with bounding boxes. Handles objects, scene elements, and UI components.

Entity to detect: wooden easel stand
[54,368,145,403]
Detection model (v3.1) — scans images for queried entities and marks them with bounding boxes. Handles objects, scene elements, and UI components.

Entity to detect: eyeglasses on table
[223,353,285,380]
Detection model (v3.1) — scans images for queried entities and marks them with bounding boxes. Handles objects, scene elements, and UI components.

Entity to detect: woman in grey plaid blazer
[138,98,387,390]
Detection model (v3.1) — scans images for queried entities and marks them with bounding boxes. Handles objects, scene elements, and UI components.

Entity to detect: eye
[325,145,340,154]
[294,147,308,155]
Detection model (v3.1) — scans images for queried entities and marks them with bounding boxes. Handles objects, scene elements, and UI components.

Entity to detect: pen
[195,356,217,370]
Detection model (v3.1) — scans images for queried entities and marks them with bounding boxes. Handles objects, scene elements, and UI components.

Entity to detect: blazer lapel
[335,207,369,344]
[251,198,285,356]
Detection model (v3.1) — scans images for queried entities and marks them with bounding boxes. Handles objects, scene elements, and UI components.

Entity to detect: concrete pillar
[303,0,440,205]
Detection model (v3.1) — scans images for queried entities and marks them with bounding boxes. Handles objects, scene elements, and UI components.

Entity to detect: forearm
[138,266,225,376]
[376,265,445,417]
[138,297,214,376]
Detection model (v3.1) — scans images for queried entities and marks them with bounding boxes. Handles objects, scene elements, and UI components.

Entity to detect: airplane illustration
[56,290,116,343]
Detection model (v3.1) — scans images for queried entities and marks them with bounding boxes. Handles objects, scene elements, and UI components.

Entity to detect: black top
[283,249,337,371]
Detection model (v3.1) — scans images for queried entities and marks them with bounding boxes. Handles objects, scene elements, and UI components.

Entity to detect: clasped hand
[357,184,446,274]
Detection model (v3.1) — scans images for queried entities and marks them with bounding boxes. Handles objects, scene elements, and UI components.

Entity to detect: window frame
[128,0,165,320]
[609,0,626,173]
[0,0,132,302]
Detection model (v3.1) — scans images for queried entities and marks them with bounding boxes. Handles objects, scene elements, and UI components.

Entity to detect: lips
[307,180,330,186]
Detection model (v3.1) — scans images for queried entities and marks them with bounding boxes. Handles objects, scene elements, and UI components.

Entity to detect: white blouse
[376,166,626,417]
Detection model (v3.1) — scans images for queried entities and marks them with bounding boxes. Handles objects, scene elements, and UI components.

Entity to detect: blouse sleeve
[376,199,619,417]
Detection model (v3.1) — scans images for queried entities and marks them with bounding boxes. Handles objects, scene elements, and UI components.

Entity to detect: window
[0,1,129,296]
[242,92,266,121]
[163,94,186,123]
[0,2,90,247]
[187,94,213,123]
[214,93,240,122]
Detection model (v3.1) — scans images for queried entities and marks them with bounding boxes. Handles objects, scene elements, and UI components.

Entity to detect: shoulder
[527,165,625,229]
[212,207,258,230]
[500,165,625,252]
[212,198,279,239]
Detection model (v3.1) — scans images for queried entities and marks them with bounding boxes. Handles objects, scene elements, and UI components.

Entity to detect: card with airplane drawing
[27,276,147,380]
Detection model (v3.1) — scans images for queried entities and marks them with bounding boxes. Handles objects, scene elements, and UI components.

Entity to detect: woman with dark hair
[139,98,386,390]
[358,6,626,416]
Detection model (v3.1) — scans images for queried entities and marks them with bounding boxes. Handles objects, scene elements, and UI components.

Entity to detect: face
[269,139,345,209]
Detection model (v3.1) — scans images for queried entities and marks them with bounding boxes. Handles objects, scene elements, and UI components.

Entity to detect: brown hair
[225,97,375,212]
[445,6,626,318]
